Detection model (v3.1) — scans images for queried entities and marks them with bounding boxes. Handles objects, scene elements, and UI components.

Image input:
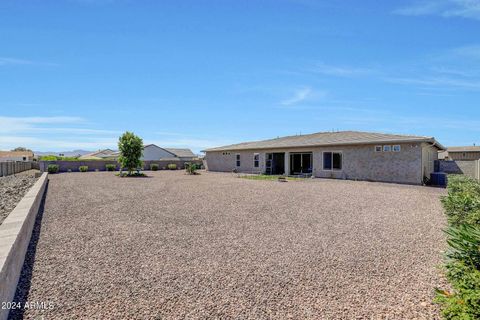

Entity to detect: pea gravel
[0,172,38,225]
[13,171,447,319]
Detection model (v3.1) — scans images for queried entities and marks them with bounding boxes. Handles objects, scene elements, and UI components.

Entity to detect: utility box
[430,172,448,188]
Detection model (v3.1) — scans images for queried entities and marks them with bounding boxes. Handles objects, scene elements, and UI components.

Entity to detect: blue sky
[1,0,480,153]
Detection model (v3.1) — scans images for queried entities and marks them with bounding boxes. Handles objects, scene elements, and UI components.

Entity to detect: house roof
[447,146,480,152]
[203,131,445,152]
[0,151,34,158]
[165,148,196,158]
[80,149,116,158]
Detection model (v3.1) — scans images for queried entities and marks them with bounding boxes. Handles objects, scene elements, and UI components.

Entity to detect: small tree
[118,131,143,175]
[12,147,32,152]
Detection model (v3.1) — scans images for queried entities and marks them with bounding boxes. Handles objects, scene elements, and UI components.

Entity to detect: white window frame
[253,153,259,167]
[383,145,392,152]
[392,145,401,152]
[322,151,343,171]
[236,153,241,167]
[374,145,382,152]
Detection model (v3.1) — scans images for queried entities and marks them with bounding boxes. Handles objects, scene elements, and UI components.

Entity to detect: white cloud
[280,87,327,106]
[312,63,374,77]
[384,75,480,90]
[394,0,480,20]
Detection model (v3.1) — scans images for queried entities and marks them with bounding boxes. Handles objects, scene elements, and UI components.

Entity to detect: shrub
[150,164,159,171]
[79,166,88,172]
[41,155,60,161]
[185,162,198,175]
[47,164,59,173]
[436,175,480,319]
[118,131,143,175]
[167,163,177,170]
[105,164,116,171]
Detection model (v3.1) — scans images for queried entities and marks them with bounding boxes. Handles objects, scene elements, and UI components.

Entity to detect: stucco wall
[142,145,175,161]
[205,143,425,184]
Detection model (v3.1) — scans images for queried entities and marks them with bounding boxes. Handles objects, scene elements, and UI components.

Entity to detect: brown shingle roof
[447,146,480,152]
[203,131,445,152]
[165,148,196,158]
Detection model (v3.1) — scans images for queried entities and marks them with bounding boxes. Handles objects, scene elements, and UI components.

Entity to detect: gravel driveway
[12,171,446,319]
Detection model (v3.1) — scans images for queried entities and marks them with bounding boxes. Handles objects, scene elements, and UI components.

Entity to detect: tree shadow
[8,183,48,320]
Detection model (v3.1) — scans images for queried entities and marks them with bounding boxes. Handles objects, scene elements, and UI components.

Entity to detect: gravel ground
[0,171,38,225]
[12,171,447,319]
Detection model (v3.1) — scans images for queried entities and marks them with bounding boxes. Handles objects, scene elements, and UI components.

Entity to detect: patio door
[290,152,313,175]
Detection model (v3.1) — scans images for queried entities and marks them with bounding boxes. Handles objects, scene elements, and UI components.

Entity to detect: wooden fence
[0,161,39,177]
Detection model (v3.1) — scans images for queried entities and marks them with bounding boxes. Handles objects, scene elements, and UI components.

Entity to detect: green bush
[185,162,198,175]
[167,163,177,170]
[105,164,116,171]
[79,166,88,172]
[47,164,59,173]
[436,175,480,319]
[41,155,60,161]
[150,164,159,171]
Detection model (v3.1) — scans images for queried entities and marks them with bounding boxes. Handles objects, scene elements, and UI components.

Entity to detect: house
[79,149,117,160]
[203,131,445,185]
[0,151,35,161]
[142,144,196,161]
[441,146,480,161]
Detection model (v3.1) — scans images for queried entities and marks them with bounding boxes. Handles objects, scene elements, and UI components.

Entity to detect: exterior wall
[0,156,32,161]
[39,160,203,172]
[421,143,438,180]
[142,145,176,161]
[438,159,480,180]
[0,161,39,177]
[205,143,425,184]
[449,151,480,161]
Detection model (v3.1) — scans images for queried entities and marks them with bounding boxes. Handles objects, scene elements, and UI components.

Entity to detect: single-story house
[203,131,445,185]
[142,144,196,161]
[440,146,480,161]
[0,151,35,161]
[79,149,118,160]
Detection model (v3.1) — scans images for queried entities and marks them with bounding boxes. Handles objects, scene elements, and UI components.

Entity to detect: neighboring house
[0,151,34,161]
[79,149,118,160]
[442,146,480,161]
[142,144,196,161]
[203,131,445,185]
[164,148,197,161]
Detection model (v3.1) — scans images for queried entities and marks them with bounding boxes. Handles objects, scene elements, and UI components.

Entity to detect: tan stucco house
[0,151,34,162]
[203,131,445,185]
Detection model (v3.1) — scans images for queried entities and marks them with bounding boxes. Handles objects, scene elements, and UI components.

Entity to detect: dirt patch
[0,172,38,225]
[14,171,447,319]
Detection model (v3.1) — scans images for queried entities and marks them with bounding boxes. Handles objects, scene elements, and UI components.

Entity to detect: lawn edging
[0,172,48,320]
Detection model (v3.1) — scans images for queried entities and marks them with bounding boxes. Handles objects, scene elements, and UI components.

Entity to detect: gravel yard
[0,171,38,225]
[12,171,447,319]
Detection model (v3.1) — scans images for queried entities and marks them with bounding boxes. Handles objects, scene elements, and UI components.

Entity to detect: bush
[118,131,143,175]
[167,163,177,170]
[41,155,60,161]
[436,175,480,319]
[185,162,198,175]
[105,164,116,171]
[47,164,59,173]
[79,166,88,172]
[150,164,159,171]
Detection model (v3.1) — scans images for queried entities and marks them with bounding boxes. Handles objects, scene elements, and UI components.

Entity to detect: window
[323,152,342,170]
[393,145,401,152]
[375,146,382,152]
[383,145,392,152]
[253,153,259,167]
[22,157,26,161]
[236,154,240,167]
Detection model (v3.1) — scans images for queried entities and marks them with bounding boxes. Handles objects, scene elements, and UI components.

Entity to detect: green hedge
[47,164,59,173]
[79,166,88,172]
[105,164,116,171]
[436,175,480,319]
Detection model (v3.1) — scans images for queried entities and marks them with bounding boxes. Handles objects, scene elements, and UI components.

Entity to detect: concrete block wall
[0,173,48,320]
[0,161,38,177]
[437,159,480,180]
[39,160,203,172]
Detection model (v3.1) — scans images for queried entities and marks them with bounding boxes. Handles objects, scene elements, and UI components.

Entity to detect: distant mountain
[34,150,92,157]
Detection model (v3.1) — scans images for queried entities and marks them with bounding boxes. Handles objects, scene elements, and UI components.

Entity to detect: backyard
[11,171,447,319]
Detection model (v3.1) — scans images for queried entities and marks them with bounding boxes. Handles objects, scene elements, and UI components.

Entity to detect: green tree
[117,131,143,175]
[12,147,32,152]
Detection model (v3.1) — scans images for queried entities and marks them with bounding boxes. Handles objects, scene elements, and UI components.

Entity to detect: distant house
[79,149,117,160]
[142,144,196,161]
[203,130,445,185]
[441,146,480,161]
[0,151,34,162]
